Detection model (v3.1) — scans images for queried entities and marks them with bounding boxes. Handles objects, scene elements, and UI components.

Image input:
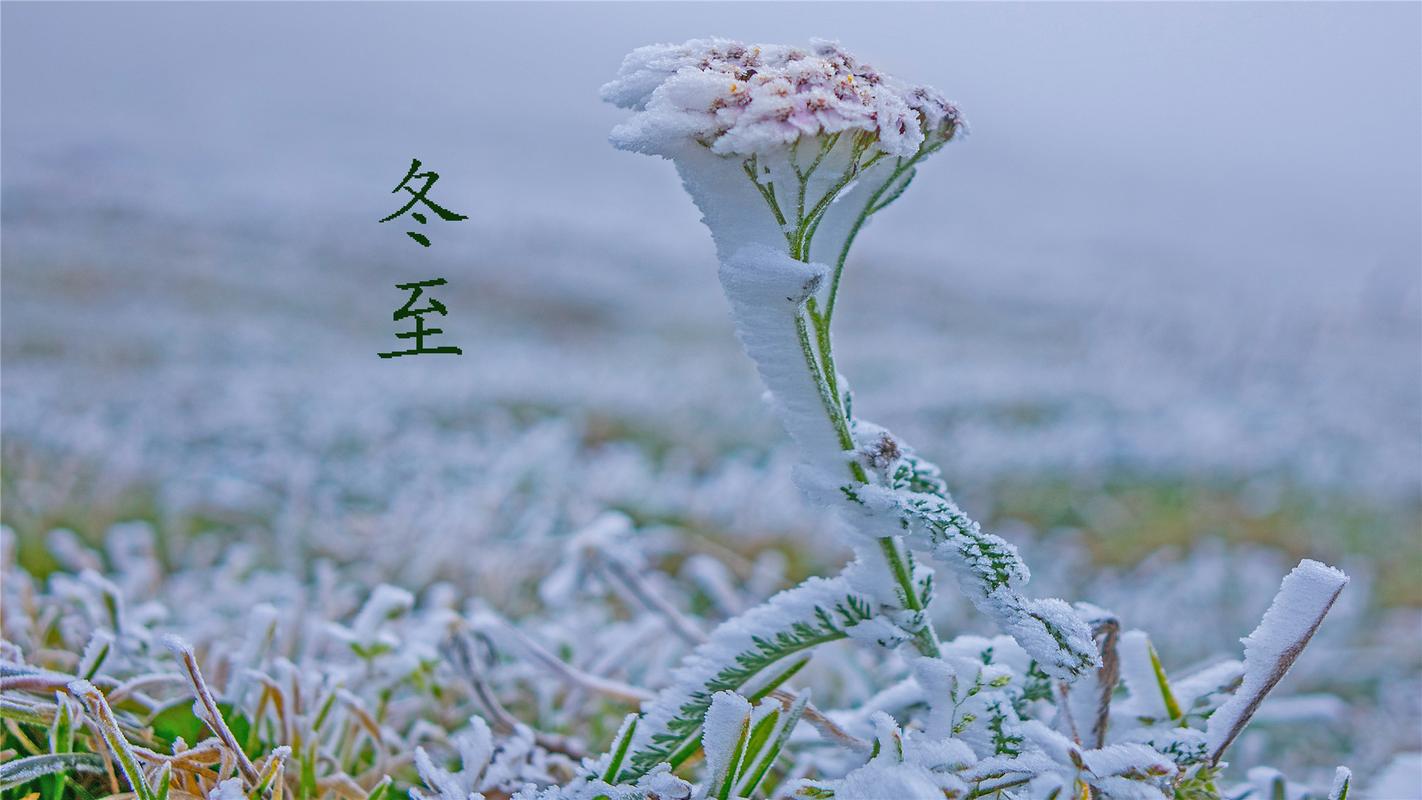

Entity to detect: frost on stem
[1020,720,1177,800]
[718,245,841,466]
[813,441,1100,680]
[1205,559,1348,763]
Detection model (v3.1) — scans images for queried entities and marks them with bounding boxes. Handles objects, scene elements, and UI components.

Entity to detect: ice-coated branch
[1205,559,1348,764]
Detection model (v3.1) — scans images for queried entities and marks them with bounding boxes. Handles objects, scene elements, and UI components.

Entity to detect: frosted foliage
[1205,559,1348,760]
[622,573,878,778]
[0,522,1365,800]
[208,779,246,800]
[411,716,495,800]
[719,244,1096,678]
[795,435,1097,678]
[0,36,1375,800]
[1022,721,1177,800]
[797,713,973,799]
[1328,767,1351,800]
[700,691,752,790]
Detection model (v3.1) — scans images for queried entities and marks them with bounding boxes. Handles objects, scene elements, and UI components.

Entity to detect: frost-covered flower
[604,39,963,266]
[604,38,959,158]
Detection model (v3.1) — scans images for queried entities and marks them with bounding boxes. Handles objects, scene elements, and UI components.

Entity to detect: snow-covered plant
[584,37,1355,799]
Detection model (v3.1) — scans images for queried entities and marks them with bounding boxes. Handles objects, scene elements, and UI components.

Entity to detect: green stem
[967,776,1033,798]
[793,305,938,658]
[794,149,885,260]
[748,142,943,659]
[805,298,840,439]
[742,157,792,250]
[795,311,855,453]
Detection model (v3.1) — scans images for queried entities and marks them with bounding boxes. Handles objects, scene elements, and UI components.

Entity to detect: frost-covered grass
[3,34,1420,800]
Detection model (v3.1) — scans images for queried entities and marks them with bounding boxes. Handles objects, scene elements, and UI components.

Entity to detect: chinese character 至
[377,278,463,358]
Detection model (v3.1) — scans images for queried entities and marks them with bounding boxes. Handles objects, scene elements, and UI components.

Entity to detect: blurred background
[3,1,1419,786]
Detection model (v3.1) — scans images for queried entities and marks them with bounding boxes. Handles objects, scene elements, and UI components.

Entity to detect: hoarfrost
[603,39,959,159]
[699,690,752,793]
[1205,559,1348,762]
[623,572,881,776]
[718,245,841,466]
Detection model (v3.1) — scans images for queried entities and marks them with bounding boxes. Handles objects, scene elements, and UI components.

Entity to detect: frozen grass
[3,215,1418,796]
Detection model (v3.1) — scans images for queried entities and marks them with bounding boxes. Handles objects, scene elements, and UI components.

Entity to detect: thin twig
[441,632,588,760]
[1091,618,1120,749]
[597,552,707,646]
[477,615,654,705]
[767,689,869,753]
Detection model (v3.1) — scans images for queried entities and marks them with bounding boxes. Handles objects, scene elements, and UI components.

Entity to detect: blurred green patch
[5,434,1418,609]
[990,475,1422,607]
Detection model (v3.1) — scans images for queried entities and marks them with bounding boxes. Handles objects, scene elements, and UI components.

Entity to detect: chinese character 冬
[380,158,467,247]
[377,278,463,358]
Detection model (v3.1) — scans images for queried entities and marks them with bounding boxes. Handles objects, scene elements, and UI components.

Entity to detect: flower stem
[747,144,944,659]
[794,311,855,455]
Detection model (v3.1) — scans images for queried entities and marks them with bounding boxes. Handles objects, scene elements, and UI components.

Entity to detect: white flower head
[605,40,966,265]
[604,38,962,159]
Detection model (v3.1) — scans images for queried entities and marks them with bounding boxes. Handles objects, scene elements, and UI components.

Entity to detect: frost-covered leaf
[828,478,1098,679]
[796,713,971,800]
[0,753,106,791]
[1327,766,1350,800]
[621,575,879,780]
[1021,720,1176,800]
[1205,560,1348,763]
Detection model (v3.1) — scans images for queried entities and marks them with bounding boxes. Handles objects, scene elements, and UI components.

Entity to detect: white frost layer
[626,571,874,763]
[1205,559,1348,759]
[603,38,960,159]
[807,474,1099,679]
[668,137,901,266]
[718,245,845,468]
[699,691,752,794]
[1328,766,1351,800]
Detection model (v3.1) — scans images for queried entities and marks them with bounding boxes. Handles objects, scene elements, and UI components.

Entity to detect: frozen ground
[2,2,1420,791]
